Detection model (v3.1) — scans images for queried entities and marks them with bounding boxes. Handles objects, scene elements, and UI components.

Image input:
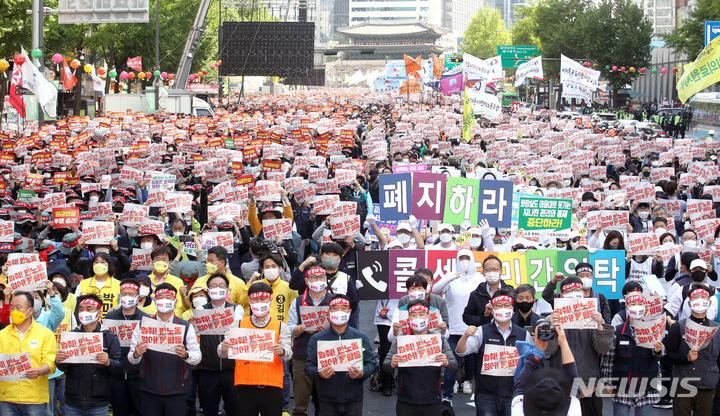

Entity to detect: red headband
[13,237,23,245]
[625,295,646,304]
[491,295,514,306]
[330,297,351,308]
[305,267,326,278]
[408,304,429,314]
[561,282,583,293]
[249,291,272,300]
[0,244,13,250]
[79,298,101,310]
[407,281,425,289]
[691,289,710,299]
[120,283,140,292]
[63,239,78,248]
[155,288,176,297]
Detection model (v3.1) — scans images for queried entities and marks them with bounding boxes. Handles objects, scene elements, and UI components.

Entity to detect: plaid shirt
[600,323,664,407]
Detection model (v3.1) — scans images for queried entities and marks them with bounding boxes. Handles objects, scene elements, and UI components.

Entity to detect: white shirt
[665,286,719,321]
[457,321,533,357]
[128,314,202,366]
[433,272,484,335]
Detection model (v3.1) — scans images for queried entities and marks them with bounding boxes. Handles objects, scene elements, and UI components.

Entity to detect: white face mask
[43,173,51,179]
[651,161,660,167]
[141,242,154,250]
[397,234,411,244]
[139,286,150,297]
[663,240,675,246]
[493,308,513,323]
[639,211,650,220]
[308,280,327,293]
[329,310,350,326]
[78,311,99,325]
[655,228,667,236]
[408,290,425,300]
[264,268,280,281]
[581,277,593,290]
[208,288,227,301]
[409,318,429,332]
[402,158,409,163]
[120,295,138,309]
[89,196,99,203]
[690,299,710,314]
[469,237,482,249]
[459,259,472,273]
[156,299,176,314]
[563,180,571,187]
[193,297,208,309]
[33,298,43,312]
[564,291,584,299]
[251,301,271,317]
[439,233,453,243]
[684,240,697,249]
[485,271,500,285]
[52,278,67,288]
[628,305,646,320]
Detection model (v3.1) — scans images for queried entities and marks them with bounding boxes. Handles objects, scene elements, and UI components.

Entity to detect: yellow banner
[678,36,720,103]
[463,85,475,142]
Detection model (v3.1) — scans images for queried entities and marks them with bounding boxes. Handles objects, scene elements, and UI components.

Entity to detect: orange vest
[233,316,284,388]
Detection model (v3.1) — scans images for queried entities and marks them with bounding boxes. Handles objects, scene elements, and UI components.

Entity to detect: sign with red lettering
[103,319,140,347]
[633,315,665,349]
[52,207,79,228]
[480,344,520,376]
[120,203,149,227]
[0,352,32,381]
[685,319,720,351]
[396,334,443,367]
[553,298,599,329]
[313,195,339,216]
[628,233,660,256]
[254,180,282,202]
[317,339,363,371]
[192,307,234,335]
[299,306,330,332]
[262,218,293,240]
[164,192,193,213]
[139,316,187,354]
[82,221,115,244]
[59,332,104,363]
[202,232,234,253]
[0,221,13,242]
[227,327,275,362]
[329,215,361,238]
[7,262,47,293]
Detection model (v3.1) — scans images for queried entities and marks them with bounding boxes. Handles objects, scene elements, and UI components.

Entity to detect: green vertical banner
[556,250,591,277]
[443,177,480,225]
[518,196,573,232]
[525,249,557,296]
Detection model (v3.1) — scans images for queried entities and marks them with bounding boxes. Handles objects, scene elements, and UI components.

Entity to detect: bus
[497,92,519,107]
[690,92,720,127]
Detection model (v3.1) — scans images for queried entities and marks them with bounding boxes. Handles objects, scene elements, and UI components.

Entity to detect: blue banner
[590,250,626,300]
[478,180,513,228]
[379,173,413,221]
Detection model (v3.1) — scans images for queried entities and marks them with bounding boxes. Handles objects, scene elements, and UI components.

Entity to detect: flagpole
[31,0,44,123]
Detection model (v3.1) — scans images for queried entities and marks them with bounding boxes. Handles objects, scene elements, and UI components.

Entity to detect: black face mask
[608,244,620,250]
[113,207,124,213]
[337,241,348,249]
[691,271,706,282]
[21,224,33,234]
[516,301,534,313]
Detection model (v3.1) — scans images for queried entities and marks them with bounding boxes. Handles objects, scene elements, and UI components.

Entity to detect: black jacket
[463,281,515,327]
[198,302,237,372]
[56,325,123,409]
[104,307,151,377]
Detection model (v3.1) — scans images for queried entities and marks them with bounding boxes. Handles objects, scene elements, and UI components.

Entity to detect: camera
[535,318,556,341]
[178,234,194,243]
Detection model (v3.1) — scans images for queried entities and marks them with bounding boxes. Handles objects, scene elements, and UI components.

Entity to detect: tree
[511,4,540,49]
[461,5,511,58]
[662,0,720,61]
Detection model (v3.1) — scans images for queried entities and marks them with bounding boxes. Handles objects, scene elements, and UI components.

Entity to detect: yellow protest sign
[678,36,720,103]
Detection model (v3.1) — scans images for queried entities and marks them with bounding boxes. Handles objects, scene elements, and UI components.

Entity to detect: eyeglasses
[208,284,227,289]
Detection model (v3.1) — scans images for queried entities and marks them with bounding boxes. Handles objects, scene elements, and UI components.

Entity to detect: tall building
[642,0,675,38]
[450,0,482,33]
[347,0,443,25]
[486,0,525,30]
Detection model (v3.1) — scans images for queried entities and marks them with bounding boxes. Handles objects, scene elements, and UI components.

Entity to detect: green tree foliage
[661,0,720,61]
[461,5,511,58]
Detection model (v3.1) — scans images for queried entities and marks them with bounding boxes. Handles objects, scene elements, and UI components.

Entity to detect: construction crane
[173,0,214,90]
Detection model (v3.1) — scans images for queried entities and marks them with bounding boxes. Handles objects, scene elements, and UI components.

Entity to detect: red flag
[127,57,142,72]
[9,57,25,118]
[61,59,77,91]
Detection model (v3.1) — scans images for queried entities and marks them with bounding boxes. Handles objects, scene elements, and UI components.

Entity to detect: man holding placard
[306,294,376,416]
[543,263,611,324]
[456,290,533,416]
[384,299,456,416]
[128,283,201,416]
[56,294,122,416]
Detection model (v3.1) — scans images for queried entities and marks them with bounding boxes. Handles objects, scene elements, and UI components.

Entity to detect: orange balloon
[128,72,136,80]
[70,59,81,69]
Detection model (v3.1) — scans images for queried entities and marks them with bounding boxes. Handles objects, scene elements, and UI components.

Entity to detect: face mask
[581,277,593,290]
[493,307,513,323]
[78,311,99,325]
[691,271,706,282]
[2,174,9,180]
[308,280,327,293]
[250,301,270,317]
[690,299,710,314]
[516,301,534,313]
[402,159,409,163]
[10,310,28,325]
[209,288,227,301]
[89,196,99,203]
[141,242,154,250]
[564,291,584,299]
[264,268,280,281]
[95,247,110,255]
[193,297,208,309]
[43,173,51,179]
[139,286,150,297]
[409,318,428,332]
[153,261,169,274]
[93,263,109,276]
[655,228,667,236]
[408,290,425,300]
[684,240,697,249]
[469,237,482,249]
[397,234,411,244]
[329,310,350,326]
[459,259,472,273]
[52,278,67,288]
[609,244,620,250]
[642,171,651,177]
[628,305,646,320]
[322,256,340,270]
[156,299,176,314]
[651,161,660,167]
[639,211,650,220]
[439,233,453,243]
[113,207,124,213]
[485,271,500,285]
[206,262,220,274]
[33,298,43,312]
[119,294,138,309]
[21,225,32,234]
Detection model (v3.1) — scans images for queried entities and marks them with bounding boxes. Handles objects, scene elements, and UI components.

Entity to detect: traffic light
[450,57,463,63]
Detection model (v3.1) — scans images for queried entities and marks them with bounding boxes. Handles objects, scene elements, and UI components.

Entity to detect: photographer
[242,237,296,282]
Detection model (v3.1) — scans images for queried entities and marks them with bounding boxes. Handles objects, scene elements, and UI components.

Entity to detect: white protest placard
[202,232,234,253]
[80,183,101,196]
[164,192,193,213]
[560,54,600,90]
[553,298,599,329]
[58,332,104,364]
[628,233,661,256]
[262,218,293,240]
[396,334,443,367]
[467,88,502,119]
[633,315,665,349]
[192,307,235,335]
[317,338,363,371]
[103,319,140,348]
[82,221,115,244]
[208,204,242,220]
[514,56,543,88]
[313,195,339,216]
[685,319,720,351]
[397,309,442,334]
[120,166,144,184]
[299,306,330,332]
[254,181,282,202]
[120,203,149,227]
[132,248,153,271]
[480,344,520,376]
[140,218,165,237]
[0,221,14,242]
[332,202,357,218]
[42,192,66,210]
[149,172,176,191]
[6,253,39,267]
[7,262,47,293]
[227,327,276,362]
[329,215,361,238]
[644,294,664,320]
[0,352,32,381]
[89,201,112,219]
[139,316,187,354]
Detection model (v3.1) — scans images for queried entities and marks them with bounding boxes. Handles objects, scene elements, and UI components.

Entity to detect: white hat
[690,259,708,271]
[397,222,412,233]
[438,223,454,233]
[387,240,404,249]
[710,130,715,135]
